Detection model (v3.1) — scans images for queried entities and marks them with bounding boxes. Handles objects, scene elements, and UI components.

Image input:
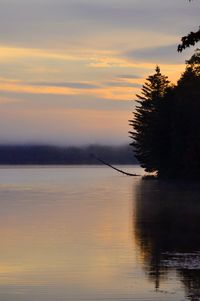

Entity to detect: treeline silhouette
[0,145,138,165]
[130,49,200,179]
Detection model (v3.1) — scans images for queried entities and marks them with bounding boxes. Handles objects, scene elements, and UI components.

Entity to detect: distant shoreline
[0,145,138,165]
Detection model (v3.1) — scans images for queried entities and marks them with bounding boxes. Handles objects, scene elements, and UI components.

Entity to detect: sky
[0,0,199,145]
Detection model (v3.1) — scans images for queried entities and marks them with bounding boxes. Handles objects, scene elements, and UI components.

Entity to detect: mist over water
[0,166,199,301]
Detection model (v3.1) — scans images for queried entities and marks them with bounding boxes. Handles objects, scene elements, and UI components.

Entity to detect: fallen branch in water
[90,153,140,177]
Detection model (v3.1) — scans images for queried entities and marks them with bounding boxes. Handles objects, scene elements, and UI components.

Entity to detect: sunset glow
[0,0,198,145]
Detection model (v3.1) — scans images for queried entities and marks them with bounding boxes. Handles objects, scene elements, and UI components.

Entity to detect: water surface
[0,166,199,301]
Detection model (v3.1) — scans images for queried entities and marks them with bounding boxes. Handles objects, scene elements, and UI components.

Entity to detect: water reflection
[134,180,200,301]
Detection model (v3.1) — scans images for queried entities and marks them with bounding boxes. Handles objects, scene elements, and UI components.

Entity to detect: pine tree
[129,67,170,174]
[170,49,200,178]
[130,50,200,179]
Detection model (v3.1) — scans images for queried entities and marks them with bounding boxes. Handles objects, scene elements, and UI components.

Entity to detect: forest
[129,49,200,179]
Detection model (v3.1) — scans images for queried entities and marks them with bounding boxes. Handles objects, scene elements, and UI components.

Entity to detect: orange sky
[0,0,198,145]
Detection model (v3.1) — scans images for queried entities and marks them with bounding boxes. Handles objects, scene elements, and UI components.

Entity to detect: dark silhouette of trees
[129,67,171,175]
[170,49,200,178]
[130,49,200,179]
[178,1,200,51]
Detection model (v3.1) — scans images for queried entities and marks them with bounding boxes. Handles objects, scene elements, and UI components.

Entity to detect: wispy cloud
[0,78,137,101]
[88,55,137,68]
[117,75,141,79]
[0,0,198,49]
[104,81,141,88]
[0,0,198,144]
[125,44,193,64]
[0,96,23,105]
[29,81,100,89]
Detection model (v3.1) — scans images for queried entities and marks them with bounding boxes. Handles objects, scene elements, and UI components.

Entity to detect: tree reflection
[134,180,200,300]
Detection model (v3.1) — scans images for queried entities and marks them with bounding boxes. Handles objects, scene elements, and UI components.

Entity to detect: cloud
[125,44,194,64]
[0,96,23,105]
[0,0,198,144]
[0,91,133,112]
[29,81,100,89]
[0,46,84,62]
[104,81,141,88]
[0,0,199,49]
[117,75,141,79]
[0,95,132,145]
[30,80,141,90]
[88,55,136,68]
[0,78,138,101]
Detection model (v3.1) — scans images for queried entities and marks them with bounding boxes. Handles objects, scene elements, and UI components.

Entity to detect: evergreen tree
[130,49,200,179]
[129,67,170,174]
[130,50,200,179]
[170,49,200,178]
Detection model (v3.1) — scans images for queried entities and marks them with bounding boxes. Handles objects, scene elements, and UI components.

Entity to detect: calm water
[0,166,199,301]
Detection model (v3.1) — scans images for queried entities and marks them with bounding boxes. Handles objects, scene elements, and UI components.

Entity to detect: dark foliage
[129,66,171,175]
[130,49,200,179]
[170,52,200,178]
[178,28,200,52]
[178,1,200,51]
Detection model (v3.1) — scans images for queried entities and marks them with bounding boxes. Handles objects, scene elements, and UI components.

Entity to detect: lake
[0,166,199,301]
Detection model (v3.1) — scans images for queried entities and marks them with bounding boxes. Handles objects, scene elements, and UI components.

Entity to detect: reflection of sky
[0,166,147,301]
[0,0,199,144]
[0,166,191,301]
